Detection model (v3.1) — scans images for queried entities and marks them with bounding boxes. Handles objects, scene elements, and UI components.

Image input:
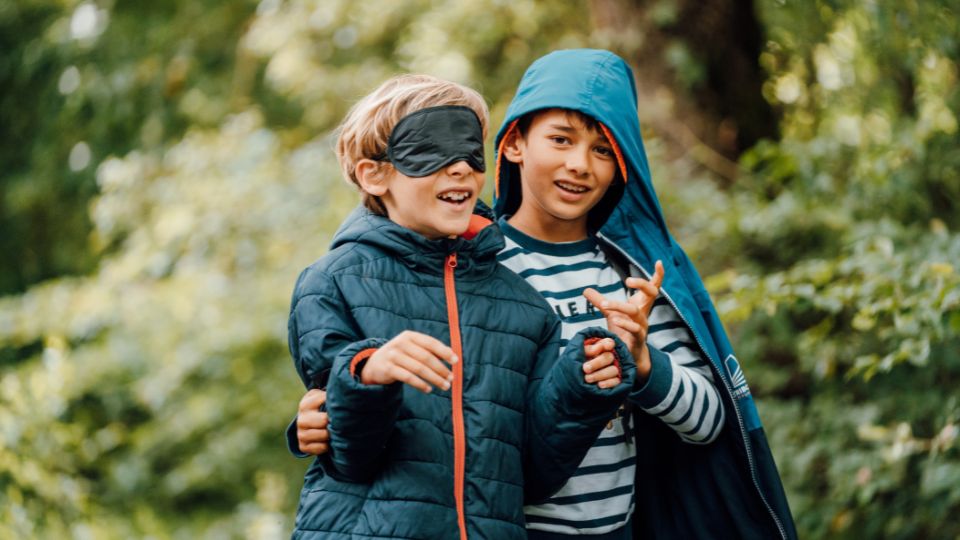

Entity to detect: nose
[565,146,590,178]
[445,160,473,177]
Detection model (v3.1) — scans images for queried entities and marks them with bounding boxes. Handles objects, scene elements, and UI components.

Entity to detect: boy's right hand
[297,389,330,455]
[360,331,457,393]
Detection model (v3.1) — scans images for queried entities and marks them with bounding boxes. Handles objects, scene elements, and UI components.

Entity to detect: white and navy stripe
[497,219,724,535]
[639,297,725,444]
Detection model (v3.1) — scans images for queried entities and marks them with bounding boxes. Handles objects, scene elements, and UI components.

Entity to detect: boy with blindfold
[294,51,798,540]
[286,74,639,539]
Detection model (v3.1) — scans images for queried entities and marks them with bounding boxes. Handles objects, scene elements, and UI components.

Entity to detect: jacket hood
[330,200,503,273]
[493,48,670,248]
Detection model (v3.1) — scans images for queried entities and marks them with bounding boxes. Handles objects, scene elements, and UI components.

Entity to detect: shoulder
[293,243,390,299]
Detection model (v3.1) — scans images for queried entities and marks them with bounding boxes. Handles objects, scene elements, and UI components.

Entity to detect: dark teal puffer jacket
[287,204,635,539]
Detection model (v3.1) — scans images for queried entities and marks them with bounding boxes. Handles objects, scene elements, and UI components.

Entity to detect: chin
[453,218,477,235]
[445,225,471,237]
[548,207,590,222]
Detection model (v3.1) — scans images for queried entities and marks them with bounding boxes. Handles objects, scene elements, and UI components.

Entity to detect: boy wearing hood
[286,73,637,539]
[490,49,798,539]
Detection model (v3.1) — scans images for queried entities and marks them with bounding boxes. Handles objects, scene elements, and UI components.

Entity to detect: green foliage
[664,1,960,537]
[0,0,258,294]
[0,111,350,537]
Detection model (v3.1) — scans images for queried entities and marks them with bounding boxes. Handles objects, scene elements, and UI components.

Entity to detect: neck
[507,208,589,243]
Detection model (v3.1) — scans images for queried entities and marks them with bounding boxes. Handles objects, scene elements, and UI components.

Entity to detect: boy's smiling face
[358,159,484,240]
[504,109,617,242]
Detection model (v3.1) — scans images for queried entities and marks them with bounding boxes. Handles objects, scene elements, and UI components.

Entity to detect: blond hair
[335,74,489,215]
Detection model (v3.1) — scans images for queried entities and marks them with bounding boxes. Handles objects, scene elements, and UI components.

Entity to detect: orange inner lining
[598,123,628,184]
[349,348,379,378]
[462,214,492,240]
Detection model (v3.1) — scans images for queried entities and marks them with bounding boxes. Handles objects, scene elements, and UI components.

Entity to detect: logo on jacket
[724,355,751,400]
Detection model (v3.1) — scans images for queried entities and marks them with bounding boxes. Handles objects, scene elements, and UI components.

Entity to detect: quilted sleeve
[286,266,399,480]
[323,337,401,482]
[522,322,636,503]
[287,266,361,390]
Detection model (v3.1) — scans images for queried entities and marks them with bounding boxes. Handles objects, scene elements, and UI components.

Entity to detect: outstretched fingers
[407,331,459,365]
[386,361,435,394]
[363,331,459,392]
[584,288,641,318]
[625,260,665,314]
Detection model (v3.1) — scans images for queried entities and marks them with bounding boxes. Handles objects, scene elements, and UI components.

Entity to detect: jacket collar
[330,201,503,275]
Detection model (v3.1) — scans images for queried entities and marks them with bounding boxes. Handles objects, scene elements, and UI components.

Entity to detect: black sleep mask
[375,105,485,177]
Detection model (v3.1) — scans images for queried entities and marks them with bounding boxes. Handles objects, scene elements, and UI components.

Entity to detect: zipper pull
[447,253,458,268]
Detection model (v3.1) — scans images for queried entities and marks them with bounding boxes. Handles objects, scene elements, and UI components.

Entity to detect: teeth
[557,181,588,193]
[438,191,470,202]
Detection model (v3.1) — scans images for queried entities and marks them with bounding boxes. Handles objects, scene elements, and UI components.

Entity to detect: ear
[502,129,525,165]
[355,159,389,196]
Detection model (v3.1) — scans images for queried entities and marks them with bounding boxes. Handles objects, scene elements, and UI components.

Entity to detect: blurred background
[1,0,958,537]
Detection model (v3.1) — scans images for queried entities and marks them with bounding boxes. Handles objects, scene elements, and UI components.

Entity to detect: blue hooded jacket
[493,49,798,540]
[287,202,636,539]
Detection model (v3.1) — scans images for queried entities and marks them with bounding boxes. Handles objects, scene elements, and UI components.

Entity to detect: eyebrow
[547,124,609,143]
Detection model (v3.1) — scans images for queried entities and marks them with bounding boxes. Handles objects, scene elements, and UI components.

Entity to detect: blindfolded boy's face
[364,160,485,240]
[358,105,487,240]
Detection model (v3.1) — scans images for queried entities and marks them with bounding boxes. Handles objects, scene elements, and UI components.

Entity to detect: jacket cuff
[628,345,673,409]
[285,415,310,459]
[349,347,379,380]
[330,338,400,407]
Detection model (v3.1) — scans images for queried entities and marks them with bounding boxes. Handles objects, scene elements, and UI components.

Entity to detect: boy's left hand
[584,261,665,381]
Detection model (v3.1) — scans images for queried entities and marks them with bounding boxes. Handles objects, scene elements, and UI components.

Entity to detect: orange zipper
[443,252,468,540]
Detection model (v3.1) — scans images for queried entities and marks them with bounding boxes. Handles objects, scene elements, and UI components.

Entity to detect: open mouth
[436,189,473,207]
[555,180,589,194]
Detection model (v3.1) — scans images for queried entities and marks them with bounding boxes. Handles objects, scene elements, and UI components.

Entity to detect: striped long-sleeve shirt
[497,220,724,536]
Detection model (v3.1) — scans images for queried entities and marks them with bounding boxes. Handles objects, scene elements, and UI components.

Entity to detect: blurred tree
[589,0,778,173]
[0,0,258,295]
[654,1,960,537]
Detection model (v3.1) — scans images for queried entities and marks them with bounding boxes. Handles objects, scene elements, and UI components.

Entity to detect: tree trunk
[590,0,778,181]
